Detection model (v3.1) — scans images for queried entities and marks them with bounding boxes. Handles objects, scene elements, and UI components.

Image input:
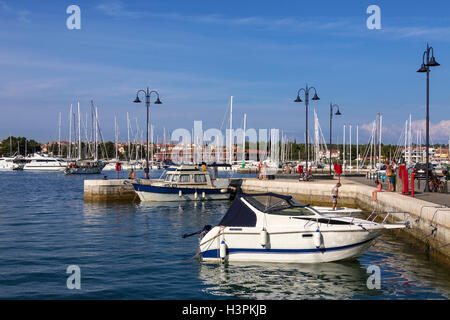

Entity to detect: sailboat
[65,101,106,174]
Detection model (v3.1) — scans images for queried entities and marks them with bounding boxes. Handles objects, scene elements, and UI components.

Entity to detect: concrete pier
[84,179,137,202]
[241,178,450,264]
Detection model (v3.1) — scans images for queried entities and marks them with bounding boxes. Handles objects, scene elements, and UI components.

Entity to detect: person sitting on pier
[128,168,135,180]
[372,180,382,201]
[331,182,341,211]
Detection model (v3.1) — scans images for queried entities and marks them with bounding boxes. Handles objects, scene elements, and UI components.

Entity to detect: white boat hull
[23,166,66,171]
[201,229,383,263]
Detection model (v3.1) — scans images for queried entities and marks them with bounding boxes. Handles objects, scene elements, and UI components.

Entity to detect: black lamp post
[417,44,439,192]
[329,103,341,175]
[294,84,320,173]
[133,87,162,179]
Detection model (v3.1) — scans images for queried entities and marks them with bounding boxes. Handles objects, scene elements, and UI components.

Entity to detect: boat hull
[133,184,230,202]
[200,229,383,263]
[23,166,66,171]
[64,167,104,174]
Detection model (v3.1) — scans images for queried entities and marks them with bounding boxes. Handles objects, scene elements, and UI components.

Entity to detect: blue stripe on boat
[132,183,225,195]
[201,237,376,259]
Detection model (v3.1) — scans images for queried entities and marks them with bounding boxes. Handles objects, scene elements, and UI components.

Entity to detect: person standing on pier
[331,182,341,211]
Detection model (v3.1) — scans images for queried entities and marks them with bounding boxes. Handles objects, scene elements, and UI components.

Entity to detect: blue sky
[0,0,449,144]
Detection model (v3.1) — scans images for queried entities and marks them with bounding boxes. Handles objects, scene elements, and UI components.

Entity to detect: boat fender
[260,228,268,247]
[220,188,228,194]
[194,191,198,199]
[201,191,206,198]
[313,229,323,250]
[219,240,227,263]
[179,190,182,197]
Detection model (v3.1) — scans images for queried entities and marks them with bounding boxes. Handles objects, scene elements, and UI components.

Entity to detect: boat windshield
[268,207,316,217]
[243,193,309,214]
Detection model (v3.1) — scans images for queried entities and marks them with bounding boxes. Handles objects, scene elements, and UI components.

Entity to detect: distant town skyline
[0,0,449,144]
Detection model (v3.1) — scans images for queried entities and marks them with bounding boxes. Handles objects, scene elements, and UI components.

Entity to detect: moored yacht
[0,155,25,170]
[196,192,405,263]
[131,164,232,201]
[23,153,68,171]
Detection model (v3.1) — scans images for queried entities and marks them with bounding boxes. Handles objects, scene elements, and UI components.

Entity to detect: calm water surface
[0,170,449,299]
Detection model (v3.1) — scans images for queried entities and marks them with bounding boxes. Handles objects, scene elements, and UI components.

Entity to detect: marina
[1,0,450,305]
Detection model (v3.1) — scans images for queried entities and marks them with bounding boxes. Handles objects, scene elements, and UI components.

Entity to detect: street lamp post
[294,84,320,173]
[417,44,439,192]
[329,103,342,176]
[133,87,162,179]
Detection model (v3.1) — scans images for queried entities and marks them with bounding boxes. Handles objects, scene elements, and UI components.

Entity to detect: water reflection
[83,202,139,225]
[198,260,381,299]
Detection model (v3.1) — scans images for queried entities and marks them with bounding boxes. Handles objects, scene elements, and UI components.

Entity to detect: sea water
[0,170,448,299]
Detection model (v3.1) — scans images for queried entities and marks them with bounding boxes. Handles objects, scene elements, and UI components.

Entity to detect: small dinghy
[196,192,405,263]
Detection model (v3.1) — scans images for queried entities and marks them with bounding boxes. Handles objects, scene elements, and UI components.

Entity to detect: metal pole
[305,86,309,172]
[425,55,430,191]
[356,125,359,173]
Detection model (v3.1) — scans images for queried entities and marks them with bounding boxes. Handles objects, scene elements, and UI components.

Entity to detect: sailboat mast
[349,125,352,171]
[356,125,359,173]
[95,107,98,161]
[114,116,118,160]
[58,112,61,157]
[242,113,246,167]
[150,124,154,164]
[229,96,233,165]
[68,104,73,159]
[343,125,346,171]
[127,112,130,161]
[135,118,139,162]
[379,113,382,168]
[78,102,81,160]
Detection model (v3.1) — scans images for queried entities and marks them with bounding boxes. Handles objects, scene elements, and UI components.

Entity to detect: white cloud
[411,119,450,141]
[0,1,30,23]
[360,119,450,143]
[96,1,142,18]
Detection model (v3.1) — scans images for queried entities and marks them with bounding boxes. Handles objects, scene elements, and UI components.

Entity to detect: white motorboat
[197,192,405,263]
[23,153,68,171]
[0,155,25,170]
[131,164,232,202]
